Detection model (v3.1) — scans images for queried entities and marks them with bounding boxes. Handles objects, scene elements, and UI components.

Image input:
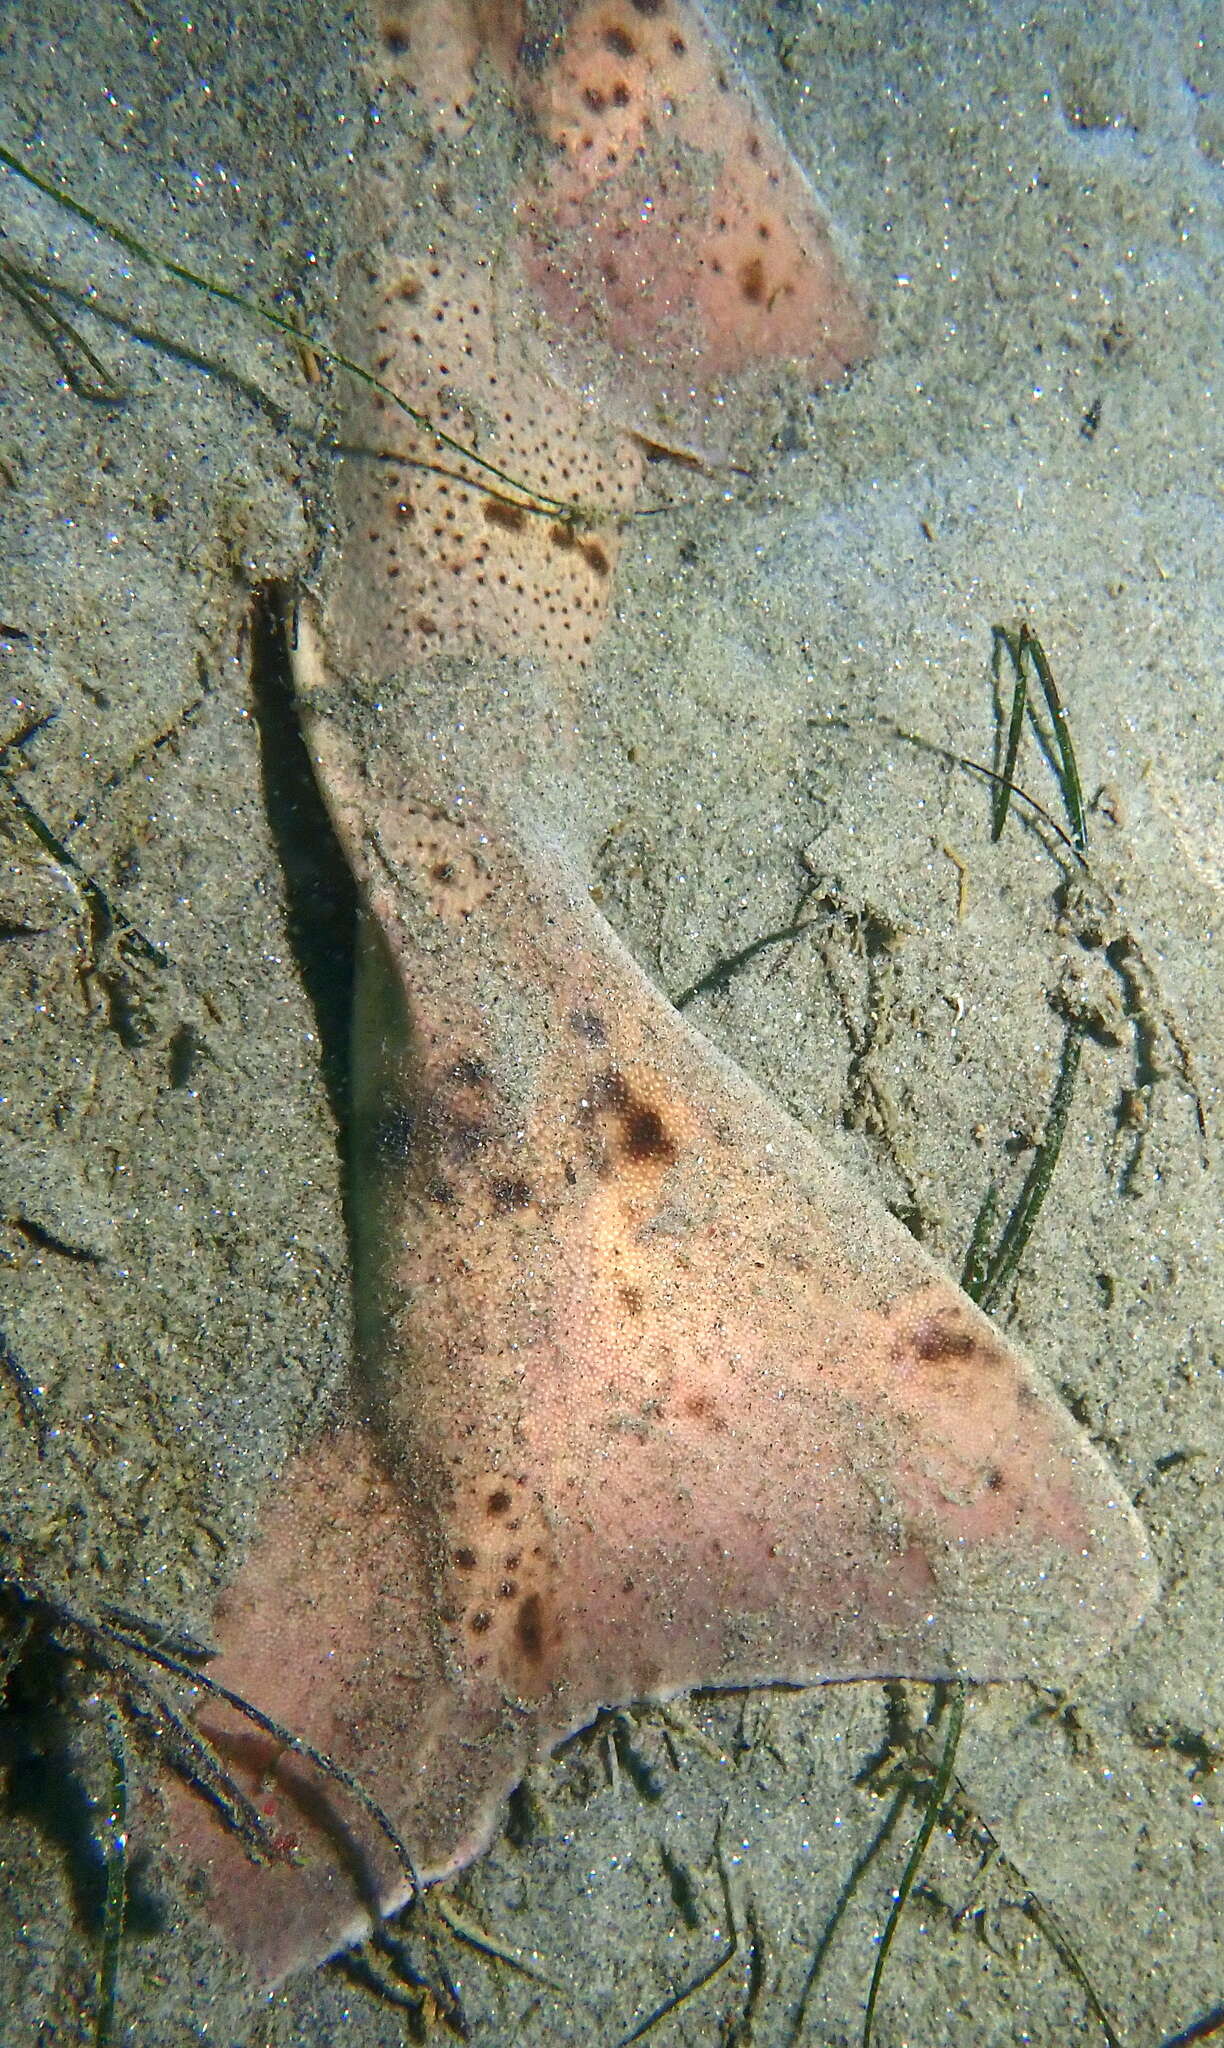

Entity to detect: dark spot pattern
[569,1007,608,1045]
[586,1068,679,1170]
[913,1321,977,1363]
[482,497,528,533]
[516,1592,546,1661]
[740,255,766,304]
[623,1103,675,1164]
[683,1391,727,1431]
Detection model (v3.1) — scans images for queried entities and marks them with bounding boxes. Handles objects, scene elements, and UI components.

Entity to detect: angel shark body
[163,0,1155,1995]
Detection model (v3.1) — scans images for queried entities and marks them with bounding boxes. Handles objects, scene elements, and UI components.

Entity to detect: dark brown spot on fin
[740,256,766,305]
[483,498,528,533]
[623,1103,676,1165]
[515,1592,546,1661]
[581,539,612,577]
[913,1321,977,1363]
[569,1007,608,1045]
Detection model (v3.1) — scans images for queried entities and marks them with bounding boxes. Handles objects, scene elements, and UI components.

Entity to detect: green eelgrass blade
[0,254,127,401]
[862,1682,965,2048]
[0,144,576,519]
[989,624,1087,853]
[1021,625,1087,852]
[974,1023,1084,1316]
[989,626,1028,842]
[959,1179,1000,1304]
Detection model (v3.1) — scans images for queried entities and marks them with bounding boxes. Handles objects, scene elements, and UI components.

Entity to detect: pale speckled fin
[161,632,1155,1988]
[159,0,1154,1999]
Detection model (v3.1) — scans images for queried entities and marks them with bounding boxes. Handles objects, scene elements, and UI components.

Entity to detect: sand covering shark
[160,0,1155,1993]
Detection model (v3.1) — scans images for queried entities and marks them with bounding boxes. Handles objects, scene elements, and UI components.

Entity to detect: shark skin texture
[160,0,1157,1998]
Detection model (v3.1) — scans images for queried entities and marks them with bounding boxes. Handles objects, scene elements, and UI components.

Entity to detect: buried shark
[159,0,1156,1998]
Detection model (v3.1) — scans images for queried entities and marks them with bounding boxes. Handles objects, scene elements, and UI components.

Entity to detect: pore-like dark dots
[486,1488,512,1518]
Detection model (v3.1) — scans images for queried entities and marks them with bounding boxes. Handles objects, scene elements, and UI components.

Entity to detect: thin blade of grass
[787,1787,910,2045]
[1020,624,1087,852]
[614,1827,739,2048]
[862,1683,965,2048]
[875,721,1088,868]
[959,1181,1000,1305]
[0,255,128,400]
[976,1023,1084,1315]
[989,628,1028,842]
[89,1611,421,1899]
[0,144,577,520]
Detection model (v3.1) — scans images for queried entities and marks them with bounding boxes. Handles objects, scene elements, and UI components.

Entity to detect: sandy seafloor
[0,1,1221,2043]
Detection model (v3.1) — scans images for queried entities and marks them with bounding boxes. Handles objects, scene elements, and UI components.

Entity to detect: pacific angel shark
[161,0,1155,1996]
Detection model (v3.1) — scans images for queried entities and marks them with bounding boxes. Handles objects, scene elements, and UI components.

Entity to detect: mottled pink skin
[164,722,1154,1988]
[514,0,874,450]
[159,0,1153,2002]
